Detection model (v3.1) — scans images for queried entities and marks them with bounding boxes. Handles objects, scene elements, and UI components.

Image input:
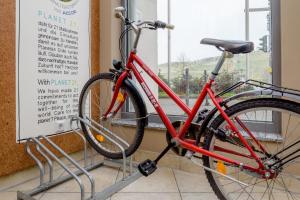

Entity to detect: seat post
[210,51,233,80]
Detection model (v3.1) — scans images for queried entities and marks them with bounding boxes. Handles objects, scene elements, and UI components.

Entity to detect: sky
[156,0,270,64]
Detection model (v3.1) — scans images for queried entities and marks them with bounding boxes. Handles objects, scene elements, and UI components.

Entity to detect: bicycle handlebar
[114,7,174,31]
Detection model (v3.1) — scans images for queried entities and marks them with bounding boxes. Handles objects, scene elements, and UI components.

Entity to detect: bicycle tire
[203,98,300,200]
[79,73,146,159]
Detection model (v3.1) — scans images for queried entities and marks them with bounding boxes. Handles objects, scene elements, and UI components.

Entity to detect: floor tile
[0,192,19,200]
[112,192,181,200]
[0,166,40,191]
[40,192,80,200]
[119,167,179,193]
[178,157,205,175]
[47,166,119,193]
[4,177,41,192]
[0,148,225,200]
[0,191,43,200]
[5,168,66,192]
[0,150,95,192]
[181,192,218,200]
[173,169,213,193]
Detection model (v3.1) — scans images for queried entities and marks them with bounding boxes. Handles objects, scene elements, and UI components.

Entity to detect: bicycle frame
[105,51,268,174]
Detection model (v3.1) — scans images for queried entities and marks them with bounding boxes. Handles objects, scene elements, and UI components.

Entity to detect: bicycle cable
[119,22,133,64]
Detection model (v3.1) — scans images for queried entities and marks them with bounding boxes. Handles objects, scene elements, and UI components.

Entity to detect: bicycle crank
[166,121,201,156]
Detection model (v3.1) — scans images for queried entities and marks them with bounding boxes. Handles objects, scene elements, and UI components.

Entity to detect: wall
[281,0,300,89]
[0,0,100,176]
[99,0,121,74]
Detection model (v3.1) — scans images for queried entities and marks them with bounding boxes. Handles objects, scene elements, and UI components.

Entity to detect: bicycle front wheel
[203,98,300,200]
[79,73,146,159]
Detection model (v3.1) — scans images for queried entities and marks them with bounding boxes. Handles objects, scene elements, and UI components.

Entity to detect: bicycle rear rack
[216,79,300,103]
[17,116,143,200]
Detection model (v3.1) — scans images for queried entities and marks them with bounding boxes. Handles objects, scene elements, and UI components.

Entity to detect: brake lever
[125,18,135,26]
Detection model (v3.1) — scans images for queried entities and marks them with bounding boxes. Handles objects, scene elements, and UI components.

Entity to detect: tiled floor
[0,151,218,200]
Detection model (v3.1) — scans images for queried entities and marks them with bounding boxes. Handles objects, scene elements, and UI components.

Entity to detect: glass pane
[158,0,246,115]
[249,0,270,9]
[129,0,159,114]
[128,0,273,116]
[249,10,272,83]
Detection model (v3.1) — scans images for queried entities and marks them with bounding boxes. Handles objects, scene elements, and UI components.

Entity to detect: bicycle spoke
[227,178,266,194]
[259,179,272,200]
[79,75,143,158]
[279,175,297,200]
[287,120,300,138]
[234,177,256,200]
[268,179,276,200]
[282,114,292,149]
[220,175,254,187]
[246,177,258,200]
[201,98,300,200]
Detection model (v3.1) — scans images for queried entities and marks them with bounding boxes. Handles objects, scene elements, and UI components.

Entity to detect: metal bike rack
[17,116,143,200]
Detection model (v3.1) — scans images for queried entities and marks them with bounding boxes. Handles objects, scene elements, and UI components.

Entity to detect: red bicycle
[79,7,300,200]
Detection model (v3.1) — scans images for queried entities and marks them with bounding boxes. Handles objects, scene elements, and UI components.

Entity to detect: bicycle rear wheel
[79,73,146,159]
[203,98,300,200]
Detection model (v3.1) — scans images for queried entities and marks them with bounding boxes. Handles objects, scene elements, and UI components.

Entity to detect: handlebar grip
[154,20,174,30]
[165,24,175,30]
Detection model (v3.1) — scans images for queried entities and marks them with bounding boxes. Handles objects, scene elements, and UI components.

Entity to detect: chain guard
[166,121,201,156]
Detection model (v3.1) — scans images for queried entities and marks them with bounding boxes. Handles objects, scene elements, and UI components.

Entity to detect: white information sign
[16,0,90,141]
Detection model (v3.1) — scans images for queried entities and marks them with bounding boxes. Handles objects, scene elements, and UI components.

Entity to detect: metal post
[167,0,171,86]
[185,67,189,106]
[32,137,87,200]
[245,0,250,80]
[70,117,89,168]
[204,70,210,106]
[35,144,54,182]
[25,140,45,186]
[79,116,129,180]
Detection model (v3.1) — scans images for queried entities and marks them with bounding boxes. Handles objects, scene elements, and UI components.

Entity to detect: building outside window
[125,0,279,118]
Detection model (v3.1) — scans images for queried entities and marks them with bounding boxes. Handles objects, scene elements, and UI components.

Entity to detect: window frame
[120,0,281,128]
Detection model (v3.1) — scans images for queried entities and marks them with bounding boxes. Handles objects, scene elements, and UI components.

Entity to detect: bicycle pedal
[138,159,157,177]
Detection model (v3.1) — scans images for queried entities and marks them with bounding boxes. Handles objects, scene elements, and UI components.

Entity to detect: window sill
[112,119,283,142]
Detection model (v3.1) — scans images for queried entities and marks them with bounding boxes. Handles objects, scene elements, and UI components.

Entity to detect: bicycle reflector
[117,92,125,102]
[96,134,105,142]
[216,160,227,175]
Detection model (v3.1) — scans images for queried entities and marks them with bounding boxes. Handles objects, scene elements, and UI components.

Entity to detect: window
[125,0,280,118]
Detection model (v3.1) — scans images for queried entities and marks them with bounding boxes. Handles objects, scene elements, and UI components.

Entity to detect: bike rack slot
[35,144,54,182]
[25,141,45,185]
[17,116,142,200]
[74,116,131,178]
